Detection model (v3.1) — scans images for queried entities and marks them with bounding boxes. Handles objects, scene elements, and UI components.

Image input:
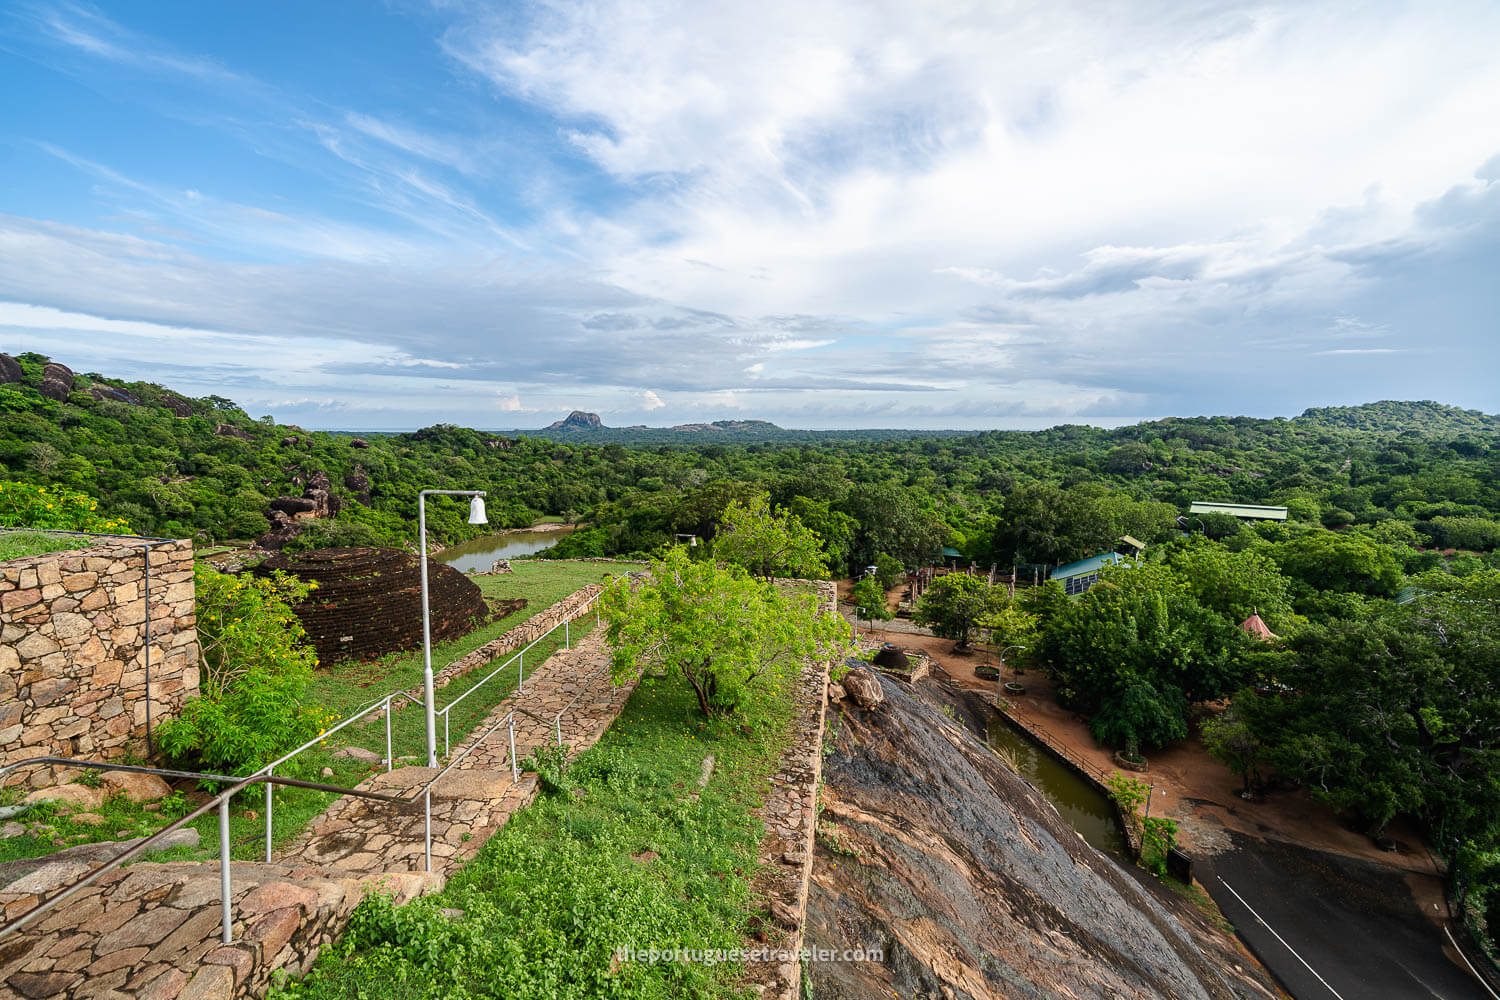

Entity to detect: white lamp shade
[467,496,488,525]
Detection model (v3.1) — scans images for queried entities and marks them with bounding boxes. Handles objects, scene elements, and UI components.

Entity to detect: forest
[5,349,1500,944]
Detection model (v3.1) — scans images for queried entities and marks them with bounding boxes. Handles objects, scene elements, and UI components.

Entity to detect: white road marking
[1216,874,1348,1000]
[1445,925,1500,1000]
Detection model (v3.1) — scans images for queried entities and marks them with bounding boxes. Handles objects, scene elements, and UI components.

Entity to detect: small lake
[435,526,574,573]
[987,716,1127,857]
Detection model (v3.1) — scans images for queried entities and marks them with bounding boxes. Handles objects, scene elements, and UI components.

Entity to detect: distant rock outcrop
[344,466,371,503]
[42,362,73,384]
[159,392,194,417]
[349,437,370,449]
[38,378,71,402]
[0,354,22,384]
[544,410,603,431]
[215,423,251,439]
[88,385,140,405]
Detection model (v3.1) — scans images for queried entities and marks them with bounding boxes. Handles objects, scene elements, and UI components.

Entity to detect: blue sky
[1,0,1497,430]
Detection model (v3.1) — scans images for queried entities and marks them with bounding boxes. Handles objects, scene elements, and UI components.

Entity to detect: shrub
[0,482,130,533]
[156,566,325,775]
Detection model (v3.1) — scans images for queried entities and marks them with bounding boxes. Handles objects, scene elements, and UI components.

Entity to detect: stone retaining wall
[746,580,837,999]
[1,538,198,789]
[379,582,609,716]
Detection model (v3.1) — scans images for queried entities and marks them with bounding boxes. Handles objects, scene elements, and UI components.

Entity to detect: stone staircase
[0,629,634,1000]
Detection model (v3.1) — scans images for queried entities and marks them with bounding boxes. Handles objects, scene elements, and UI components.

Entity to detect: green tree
[1167,538,1297,632]
[850,575,893,621]
[915,574,1006,648]
[1043,564,1248,750]
[1269,532,1403,597]
[156,566,324,774]
[713,493,828,580]
[602,546,853,717]
[0,481,131,533]
[1201,700,1268,796]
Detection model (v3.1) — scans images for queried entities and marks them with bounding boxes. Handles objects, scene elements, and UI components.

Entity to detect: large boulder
[39,377,71,402]
[23,783,106,811]
[0,353,22,384]
[41,362,73,384]
[350,437,370,449]
[100,770,172,803]
[344,466,371,501]
[215,423,250,439]
[842,667,884,711]
[160,392,195,417]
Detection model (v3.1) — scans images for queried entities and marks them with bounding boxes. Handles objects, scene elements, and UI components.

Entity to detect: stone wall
[1,538,199,789]
[379,581,610,718]
[746,580,837,1000]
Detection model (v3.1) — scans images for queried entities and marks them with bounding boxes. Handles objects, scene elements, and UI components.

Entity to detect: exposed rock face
[0,353,22,384]
[807,673,1277,1000]
[544,410,603,431]
[251,547,490,663]
[215,422,250,439]
[88,385,140,405]
[159,392,194,417]
[41,362,73,384]
[349,437,370,449]
[344,466,371,502]
[38,378,70,402]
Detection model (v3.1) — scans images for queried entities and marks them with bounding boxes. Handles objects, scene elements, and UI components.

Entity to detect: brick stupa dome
[252,547,490,663]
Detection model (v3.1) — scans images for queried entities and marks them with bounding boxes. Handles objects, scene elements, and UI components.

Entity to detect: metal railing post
[565,618,569,649]
[508,713,519,783]
[263,767,273,862]
[385,697,393,772]
[555,714,562,748]
[444,710,450,757]
[424,788,432,873]
[219,798,233,944]
[518,651,524,691]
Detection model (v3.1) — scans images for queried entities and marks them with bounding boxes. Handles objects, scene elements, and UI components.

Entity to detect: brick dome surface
[253,546,490,663]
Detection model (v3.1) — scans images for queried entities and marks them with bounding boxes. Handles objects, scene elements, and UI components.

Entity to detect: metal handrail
[551,656,618,748]
[0,579,625,951]
[0,758,409,948]
[435,578,620,755]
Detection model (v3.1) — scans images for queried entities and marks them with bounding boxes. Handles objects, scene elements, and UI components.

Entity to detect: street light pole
[418,489,488,768]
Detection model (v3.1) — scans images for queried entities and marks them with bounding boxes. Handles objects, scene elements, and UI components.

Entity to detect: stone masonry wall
[1,538,199,789]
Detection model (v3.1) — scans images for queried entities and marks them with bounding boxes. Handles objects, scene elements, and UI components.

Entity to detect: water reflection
[987,716,1126,857]
[434,527,574,573]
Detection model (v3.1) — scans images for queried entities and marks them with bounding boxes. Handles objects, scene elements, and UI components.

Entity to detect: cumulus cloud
[0,0,1496,427]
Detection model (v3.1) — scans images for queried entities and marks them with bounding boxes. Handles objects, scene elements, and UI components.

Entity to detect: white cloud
[641,390,665,410]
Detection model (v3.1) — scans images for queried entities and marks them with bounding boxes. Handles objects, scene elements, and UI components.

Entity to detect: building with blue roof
[1050,551,1130,596]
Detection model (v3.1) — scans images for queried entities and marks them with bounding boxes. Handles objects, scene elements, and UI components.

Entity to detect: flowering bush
[0,481,131,533]
[157,565,326,775]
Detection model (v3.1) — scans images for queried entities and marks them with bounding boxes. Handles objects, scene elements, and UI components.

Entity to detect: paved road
[1201,832,1490,1000]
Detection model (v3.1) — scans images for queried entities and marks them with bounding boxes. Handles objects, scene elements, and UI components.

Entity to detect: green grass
[277,638,804,999]
[0,788,194,865]
[1,562,624,868]
[0,531,89,562]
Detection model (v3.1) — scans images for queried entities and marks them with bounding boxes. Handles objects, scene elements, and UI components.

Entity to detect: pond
[987,716,1127,857]
[435,526,575,573]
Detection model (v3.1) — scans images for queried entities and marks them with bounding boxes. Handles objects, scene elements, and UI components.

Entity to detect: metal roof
[941,546,962,558]
[1189,501,1288,521]
[1050,551,1128,579]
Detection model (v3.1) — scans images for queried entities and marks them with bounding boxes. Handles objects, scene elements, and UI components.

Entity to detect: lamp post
[996,644,1027,706]
[418,489,488,767]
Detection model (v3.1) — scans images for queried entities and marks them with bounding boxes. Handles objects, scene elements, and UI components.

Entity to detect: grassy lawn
[0,531,91,561]
[1,561,624,868]
[276,638,803,999]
